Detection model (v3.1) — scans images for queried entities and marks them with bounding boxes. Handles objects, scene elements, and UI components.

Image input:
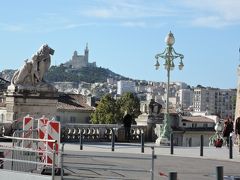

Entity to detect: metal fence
[0,136,57,180]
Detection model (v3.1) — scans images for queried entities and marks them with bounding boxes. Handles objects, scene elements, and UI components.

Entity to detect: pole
[141,132,144,153]
[166,66,170,116]
[151,146,155,180]
[111,129,115,152]
[61,144,64,180]
[200,135,204,156]
[216,166,223,180]
[52,141,56,180]
[169,172,177,180]
[79,130,83,150]
[229,135,233,159]
[154,32,184,144]
[170,133,174,154]
[161,66,171,140]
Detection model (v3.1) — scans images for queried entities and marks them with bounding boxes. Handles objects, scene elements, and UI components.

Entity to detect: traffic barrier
[46,120,60,166]
[38,117,49,164]
[22,116,34,148]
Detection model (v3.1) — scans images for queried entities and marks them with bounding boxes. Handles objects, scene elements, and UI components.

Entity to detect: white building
[117,80,136,95]
[193,87,236,118]
[177,89,193,109]
[178,116,215,146]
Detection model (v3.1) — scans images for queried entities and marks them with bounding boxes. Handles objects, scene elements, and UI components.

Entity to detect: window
[182,123,186,126]
[203,123,208,128]
[192,123,197,128]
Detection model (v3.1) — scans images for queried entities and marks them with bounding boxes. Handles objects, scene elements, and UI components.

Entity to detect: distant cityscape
[0,45,237,120]
[51,45,237,119]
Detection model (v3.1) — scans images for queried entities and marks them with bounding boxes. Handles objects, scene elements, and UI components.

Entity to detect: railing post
[200,135,204,156]
[229,135,233,159]
[170,133,173,155]
[61,143,64,180]
[169,172,177,180]
[80,129,83,150]
[216,166,223,180]
[141,131,144,153]
[111,128,115,152]
[52,141,56,180]
[151,146,155,180]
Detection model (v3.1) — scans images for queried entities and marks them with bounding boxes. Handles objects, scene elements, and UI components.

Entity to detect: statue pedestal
[136,113,164,141]
[5,85,58,126]
[155,136,170,145]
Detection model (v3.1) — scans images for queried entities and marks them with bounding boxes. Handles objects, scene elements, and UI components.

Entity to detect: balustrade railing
[61,124,148,142]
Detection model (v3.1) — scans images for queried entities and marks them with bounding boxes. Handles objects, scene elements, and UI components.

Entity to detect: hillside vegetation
[45,65,129,83]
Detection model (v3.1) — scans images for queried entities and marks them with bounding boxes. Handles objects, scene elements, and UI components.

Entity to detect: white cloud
[82,0,240,28]
[0,23,25,32]
[191,16,230,28]
[1,0,240,31]
[81,0,175,19]
[179,0,240,27]
[63,23,97,29]
[120,21,146,28]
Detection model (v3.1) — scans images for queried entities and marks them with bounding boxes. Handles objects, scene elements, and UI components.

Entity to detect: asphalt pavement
[59,142,240,180]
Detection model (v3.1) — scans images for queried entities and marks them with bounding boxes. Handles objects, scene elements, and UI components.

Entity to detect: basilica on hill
[63,44,96,69]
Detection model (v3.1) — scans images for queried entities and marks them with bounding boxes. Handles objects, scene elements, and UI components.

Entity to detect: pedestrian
[234,117,240,153]
[123,111,132,142]
[223,118,233,147]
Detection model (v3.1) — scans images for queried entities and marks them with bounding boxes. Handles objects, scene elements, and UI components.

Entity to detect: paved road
[57,142,240,180]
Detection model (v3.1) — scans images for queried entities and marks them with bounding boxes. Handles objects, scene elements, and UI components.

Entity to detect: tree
[117,92,141,123]
[90,92,141,124]
[90,94,121,124]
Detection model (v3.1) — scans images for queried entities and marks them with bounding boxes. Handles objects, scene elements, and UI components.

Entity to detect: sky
[0,0,240,89]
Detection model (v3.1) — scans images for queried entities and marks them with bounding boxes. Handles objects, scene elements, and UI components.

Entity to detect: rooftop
[57,93,95,111]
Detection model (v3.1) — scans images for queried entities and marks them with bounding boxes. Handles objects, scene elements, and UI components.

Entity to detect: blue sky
[0,0,240,89]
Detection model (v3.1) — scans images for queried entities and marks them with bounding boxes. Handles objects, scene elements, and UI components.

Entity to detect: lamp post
[154,31,184,144]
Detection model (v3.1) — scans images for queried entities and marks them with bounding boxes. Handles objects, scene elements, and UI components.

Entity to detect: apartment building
[177,89,193,109]
[117,80,136,95]
[193,87,236,118]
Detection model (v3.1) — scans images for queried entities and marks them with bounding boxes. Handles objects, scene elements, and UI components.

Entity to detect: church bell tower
[84,43,89,66]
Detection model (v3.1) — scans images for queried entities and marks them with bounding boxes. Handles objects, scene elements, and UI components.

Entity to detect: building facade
[56,93,95,125]
[117,80,136,95]
[193,87,236,118]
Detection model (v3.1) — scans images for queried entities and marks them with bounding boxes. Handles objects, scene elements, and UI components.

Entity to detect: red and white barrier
[46,120,60,166]
[38,117,49,164]
[12,115,61,168]
[37,117,60,166]
[22,116,33,148]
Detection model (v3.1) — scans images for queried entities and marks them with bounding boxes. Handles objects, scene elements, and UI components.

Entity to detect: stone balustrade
[61,124,149,142]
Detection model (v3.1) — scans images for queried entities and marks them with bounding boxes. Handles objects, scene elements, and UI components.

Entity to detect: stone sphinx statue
[11,44,55,91]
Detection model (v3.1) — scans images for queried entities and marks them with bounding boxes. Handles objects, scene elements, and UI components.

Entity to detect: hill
[46,65,129,83]
[0,65,130,84]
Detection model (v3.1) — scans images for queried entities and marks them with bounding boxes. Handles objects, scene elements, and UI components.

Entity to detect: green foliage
[91,92,140,124]
[90,94,121,124]
[117,92,141,121]
[45,65,128,83]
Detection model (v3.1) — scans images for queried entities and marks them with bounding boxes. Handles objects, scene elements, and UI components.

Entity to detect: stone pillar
[235,66,240,120]
[5,85,58,127]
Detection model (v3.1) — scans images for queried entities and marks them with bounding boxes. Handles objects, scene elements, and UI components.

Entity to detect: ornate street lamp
[154,31,184,144]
